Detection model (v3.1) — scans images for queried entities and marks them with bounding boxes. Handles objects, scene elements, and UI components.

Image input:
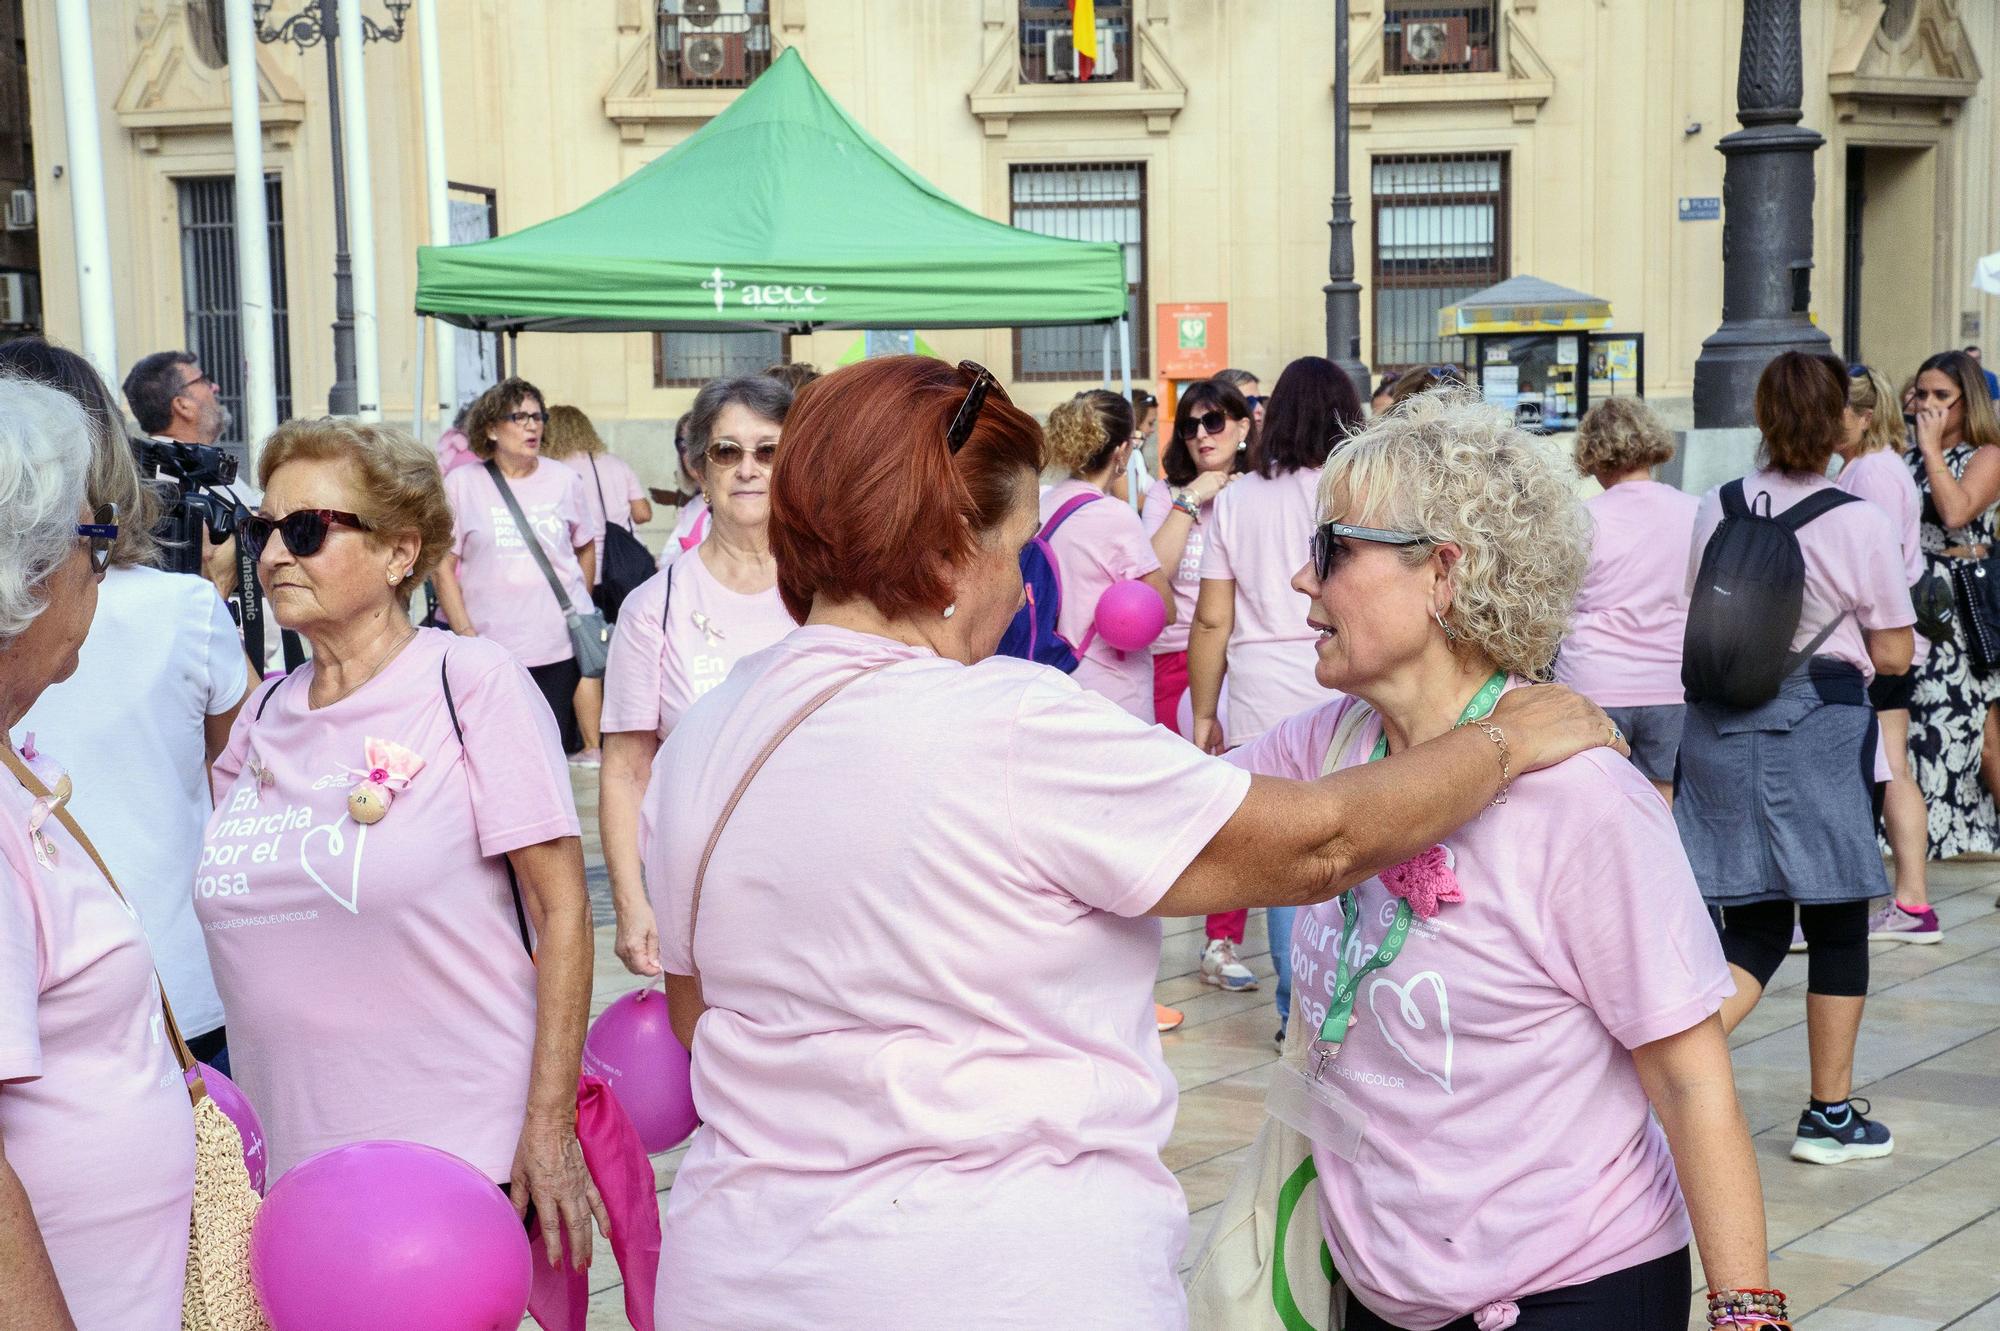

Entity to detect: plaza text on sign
[1678,197,1722,221]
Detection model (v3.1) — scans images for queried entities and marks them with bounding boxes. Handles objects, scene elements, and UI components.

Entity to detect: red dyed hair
[770,356,1044,623]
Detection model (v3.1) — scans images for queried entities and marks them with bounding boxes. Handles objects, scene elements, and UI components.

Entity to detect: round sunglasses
[240,508,373,560]
[704,438,778,469]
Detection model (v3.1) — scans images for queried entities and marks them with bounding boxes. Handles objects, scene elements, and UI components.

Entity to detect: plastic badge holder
[1265,1055,1366,1162]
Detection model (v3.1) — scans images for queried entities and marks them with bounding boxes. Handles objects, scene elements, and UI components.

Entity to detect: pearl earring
[942,603,957,620]
[388,571,403,586]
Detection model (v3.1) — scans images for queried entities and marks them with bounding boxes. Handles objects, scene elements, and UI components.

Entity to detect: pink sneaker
[1868,900,1941,945]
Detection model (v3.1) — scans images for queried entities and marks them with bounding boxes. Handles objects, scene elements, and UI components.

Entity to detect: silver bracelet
[1459,719,1511,805]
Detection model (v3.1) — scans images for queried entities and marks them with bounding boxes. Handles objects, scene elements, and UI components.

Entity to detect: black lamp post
[1690,0,1829,428]
[251,1,409,417]
[1324,0,1369,400]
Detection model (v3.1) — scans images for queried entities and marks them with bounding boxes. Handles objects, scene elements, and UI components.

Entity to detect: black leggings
[1344,1247,1690,1331]
[527,656,584,755]
[1716,899,1870,997]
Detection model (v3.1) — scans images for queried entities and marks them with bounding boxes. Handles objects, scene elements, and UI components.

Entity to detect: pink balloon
[250,1140,530,1331]
[1095,579,1167,654]
[584,988,698,1153]
[187,1062,266,1193]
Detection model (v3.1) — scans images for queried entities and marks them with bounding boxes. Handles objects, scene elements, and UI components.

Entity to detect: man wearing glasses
[124,350,232,451]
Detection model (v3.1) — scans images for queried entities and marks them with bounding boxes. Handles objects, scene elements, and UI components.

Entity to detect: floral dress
[1906,443,2000,858]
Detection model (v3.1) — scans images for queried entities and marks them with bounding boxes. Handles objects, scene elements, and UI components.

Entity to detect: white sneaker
[1200,938,1259,992]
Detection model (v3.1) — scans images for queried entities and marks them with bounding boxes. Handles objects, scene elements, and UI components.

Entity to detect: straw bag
[2,750,270,1331]
[1183,702,1376,1331]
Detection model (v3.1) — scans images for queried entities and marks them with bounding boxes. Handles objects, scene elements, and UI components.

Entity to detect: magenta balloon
[584,988,698,1153]
[1096,579,1168,653]
[187,1062,266,1194]
[250,1141,531,1331]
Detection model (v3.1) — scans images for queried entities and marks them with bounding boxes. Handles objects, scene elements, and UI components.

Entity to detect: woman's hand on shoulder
[1488,684,1629,774]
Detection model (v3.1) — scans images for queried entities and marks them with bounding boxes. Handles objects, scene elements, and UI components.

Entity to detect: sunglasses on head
[1184,409,1233,439]
[1310,520,1431,581]
[704,438,778,469]
[240,508,372,561]
[947,360,997,455]
[76,504,118,579]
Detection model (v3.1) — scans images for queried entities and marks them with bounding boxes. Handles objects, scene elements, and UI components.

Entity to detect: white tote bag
[1184,701,1376,1331]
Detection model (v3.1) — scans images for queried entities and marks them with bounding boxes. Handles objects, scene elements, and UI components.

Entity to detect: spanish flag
[1070,0,1097,80]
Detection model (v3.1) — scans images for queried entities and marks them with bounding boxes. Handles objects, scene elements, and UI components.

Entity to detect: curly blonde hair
[257,418,454,605]
[1573,396,1675,478]
[1317,389,1588,679]
[1045,390,1133,477]
[540,404,604,460]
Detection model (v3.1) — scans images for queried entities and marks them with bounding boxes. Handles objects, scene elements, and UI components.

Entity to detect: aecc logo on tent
[702,267,828,314]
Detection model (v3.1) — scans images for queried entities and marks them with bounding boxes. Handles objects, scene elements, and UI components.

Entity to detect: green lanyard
[1315,671,1507,1047]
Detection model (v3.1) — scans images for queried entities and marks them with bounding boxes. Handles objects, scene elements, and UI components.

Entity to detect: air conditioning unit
[4,189,33,232]
[0,273,27,326]
[681,31,749,82]
[1043,23,1121,81]
[1402,17,1471,69]
[676,0,747,28]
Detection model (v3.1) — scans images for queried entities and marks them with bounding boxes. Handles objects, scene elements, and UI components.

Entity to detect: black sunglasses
[240,508,372,560]
[1310,520,1431,581]
[946,361,998,455]
[1183,409,1231,439]
[76,503,118,579]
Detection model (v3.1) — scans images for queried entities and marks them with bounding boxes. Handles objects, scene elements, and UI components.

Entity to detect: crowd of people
[3,327,1989,1331]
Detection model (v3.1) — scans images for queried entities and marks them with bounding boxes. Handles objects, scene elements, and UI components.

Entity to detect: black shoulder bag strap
[483,459,577,622]
[586,453,616,530]
[1720,477,1749,520]
[440,655,535,956]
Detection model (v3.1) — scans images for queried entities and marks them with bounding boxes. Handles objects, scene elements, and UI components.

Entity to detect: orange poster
[1155,303,1229,380]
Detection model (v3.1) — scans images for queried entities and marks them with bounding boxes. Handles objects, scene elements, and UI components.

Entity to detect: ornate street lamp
[251,2,409,415]
[1324,0,1369,401]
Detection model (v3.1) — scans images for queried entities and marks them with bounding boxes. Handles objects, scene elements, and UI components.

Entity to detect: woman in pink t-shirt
[599,375,795,978]
[545,404,654,589]
[640,356,1625,1331]
[1556,397,1699,803]
[1678,353,1915,1168]
[1039,390,1173,722]
[1142,384,1243,734]
[1230,389,1772,1331]
[0,379,196,1331]
[434,377,603,759]
[199,419,607,1272]
[1836,363,1937,941]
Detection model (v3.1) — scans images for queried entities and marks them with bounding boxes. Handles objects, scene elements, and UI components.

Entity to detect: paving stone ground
[555,768,2000,1329]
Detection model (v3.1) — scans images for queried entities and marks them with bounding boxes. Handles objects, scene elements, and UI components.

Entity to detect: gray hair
[682,375,793,457]
[0,377,93,646]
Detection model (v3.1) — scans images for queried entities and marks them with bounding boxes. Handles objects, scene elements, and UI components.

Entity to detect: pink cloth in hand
[526,1074,662,1331]
[1379,845,1463,920]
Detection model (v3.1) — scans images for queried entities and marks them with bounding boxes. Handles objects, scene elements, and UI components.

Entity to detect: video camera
[132,438,245,576]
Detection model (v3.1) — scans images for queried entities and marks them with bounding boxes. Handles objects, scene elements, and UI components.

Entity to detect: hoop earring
[1434,610,1456,641]
[943,603,957,620]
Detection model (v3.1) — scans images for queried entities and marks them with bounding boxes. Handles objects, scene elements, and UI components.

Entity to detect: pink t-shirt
[1687,469,1916,682]
[1041,479,1162,722]
[600,550,797,740]
[643,625,1251,1330]
[1230,693,1732,1330]
[444,461,602,667]
[1140,478,1214,656]
[197,630,579,1182]
[562,452,648,588]
[0,749,195,1331]
[1837,449,1929,665]
[1555,481,1701,707]
[1199,466,1323,745]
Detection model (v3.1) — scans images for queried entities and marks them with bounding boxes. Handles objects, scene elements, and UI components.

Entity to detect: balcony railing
[656,3,775,91]
[1383,4,1498,76]
[1018,3,1134,84]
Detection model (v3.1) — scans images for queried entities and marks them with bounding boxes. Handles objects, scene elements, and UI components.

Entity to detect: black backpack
[1682,479,1860,709]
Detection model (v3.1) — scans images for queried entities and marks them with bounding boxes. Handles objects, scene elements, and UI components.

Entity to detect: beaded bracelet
[1458,718,1511,805]
[1707,1287,1790,1329]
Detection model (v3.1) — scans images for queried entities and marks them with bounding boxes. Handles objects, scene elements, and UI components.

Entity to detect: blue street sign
[1678,196,1722,221]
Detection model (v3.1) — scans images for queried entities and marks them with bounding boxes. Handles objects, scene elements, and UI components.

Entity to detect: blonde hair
[256,418,454,603]
[540,404,605,460]
[1045,389,1132,477]
[1844,365,1907,456]
[1573,396,1675,478]
[1317,389,1588,679]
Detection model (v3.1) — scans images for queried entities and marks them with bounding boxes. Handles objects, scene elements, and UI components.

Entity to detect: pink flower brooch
[1379,844,1464,920]
[345,738,425,826]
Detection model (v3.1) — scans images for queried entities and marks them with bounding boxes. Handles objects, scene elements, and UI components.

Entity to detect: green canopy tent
[414,48,1134,398]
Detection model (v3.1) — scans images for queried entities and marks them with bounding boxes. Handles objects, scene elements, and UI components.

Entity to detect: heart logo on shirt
[299,817,367,915]
[1368,970,1454,1094]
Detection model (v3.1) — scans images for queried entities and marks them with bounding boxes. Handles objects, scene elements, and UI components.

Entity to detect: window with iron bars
[1370,153,1508,374]
[1383,3,1498,76]
[656,0,775,90]
[654,330,784,388]
[1010,163,1149,382]
[1018,3,1134,84]
[177,176,294,456]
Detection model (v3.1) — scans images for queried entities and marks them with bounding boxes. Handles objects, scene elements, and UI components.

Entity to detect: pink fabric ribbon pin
[1379,845,1463,920]
[355,737,425,790]
[1475,1301,1520,1330]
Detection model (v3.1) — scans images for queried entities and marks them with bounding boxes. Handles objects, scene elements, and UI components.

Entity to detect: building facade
[23,0,2000,481]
